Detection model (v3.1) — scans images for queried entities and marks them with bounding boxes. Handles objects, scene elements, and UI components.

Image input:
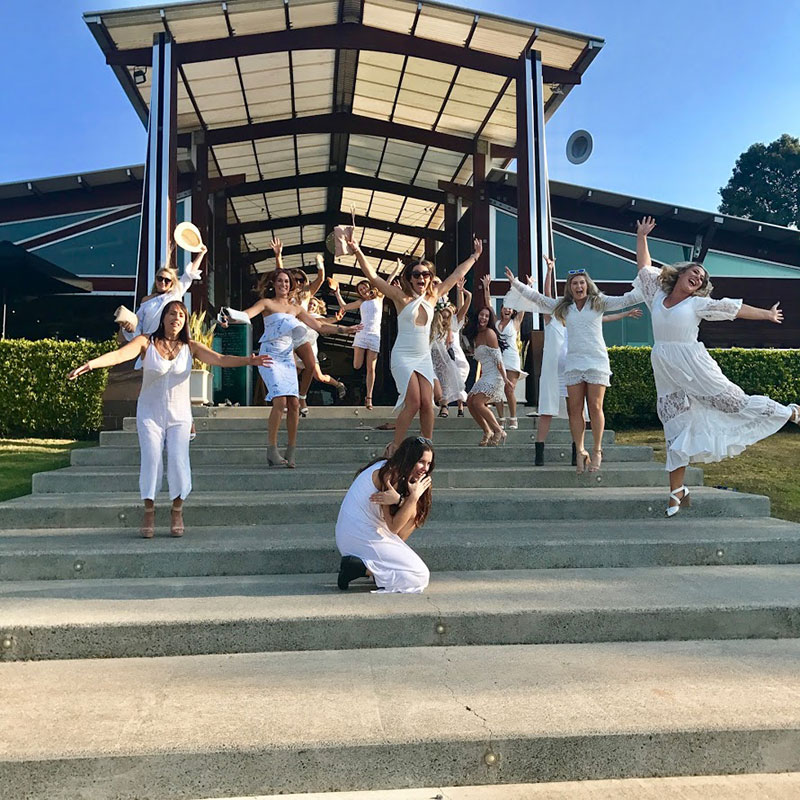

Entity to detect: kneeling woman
[336,437,433,593]
[68,301,272,537]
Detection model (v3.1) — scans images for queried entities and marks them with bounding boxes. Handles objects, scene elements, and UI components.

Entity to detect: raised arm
[190,341,273,369]
[333,284,362,312]
[177,244,207,294]
[455,277,471,323]
[347,236,406,305]
[271,237,284,271]
[736,302,783,323]
[504,267,557,313]
[67,335,149,379]
[541,255,556,324]
[636,217,656,271]
[480,274,491,309]
[218,297,270,326]
[308,253,325,296]
[602,286,645,312]
[436,236,482,298]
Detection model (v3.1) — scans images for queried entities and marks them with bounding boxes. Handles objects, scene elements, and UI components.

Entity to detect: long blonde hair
[149,265,180,296]
[659,262,713,297]
[553,271,604,324]
[430,303,454,343]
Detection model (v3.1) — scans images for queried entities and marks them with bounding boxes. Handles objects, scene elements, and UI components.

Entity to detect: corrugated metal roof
[85,0,604,283]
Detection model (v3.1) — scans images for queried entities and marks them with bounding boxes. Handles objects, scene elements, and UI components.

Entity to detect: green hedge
[606,346,800,427]
[0,339,114,439]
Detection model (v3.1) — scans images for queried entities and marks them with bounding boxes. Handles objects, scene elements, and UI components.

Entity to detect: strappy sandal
[140,507,155,539]
[170,506,184,537]
[575,449,590,475]
[488,429,507,447]
[457,408,464,417]
[666,485,691,517]
[438,406,449,418]
[478,432,492,447]
[365,396,373,411]
[588,449,603,473]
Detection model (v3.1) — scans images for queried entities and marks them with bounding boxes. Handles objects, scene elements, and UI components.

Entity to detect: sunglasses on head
[156,275,173,285]
[416,436,433,446]
[568,269,586,275]
[411,270,431,279]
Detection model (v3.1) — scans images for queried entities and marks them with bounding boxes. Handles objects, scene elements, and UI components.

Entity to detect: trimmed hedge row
[606,346,800,426]
[0,339,114,439]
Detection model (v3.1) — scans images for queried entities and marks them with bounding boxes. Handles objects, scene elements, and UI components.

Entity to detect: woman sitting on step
[68,300,272,538]
[336,436,433,593]
[634,216,800,516]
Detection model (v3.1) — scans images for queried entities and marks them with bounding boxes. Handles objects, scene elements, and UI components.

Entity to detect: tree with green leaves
[718,134,799,227]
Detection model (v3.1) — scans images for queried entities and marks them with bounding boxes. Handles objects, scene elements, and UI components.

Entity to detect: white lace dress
[431,332,464,405]
[468,344,505,403]
[505,278,643,386]
[633,266,792,471]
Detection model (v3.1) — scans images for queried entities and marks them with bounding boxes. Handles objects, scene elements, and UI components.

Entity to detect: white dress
[450,316,470,390]
[431,332,464,405]
[468,344,506,403]
[505,279,643,386]
[335,461,430,594]
[633,266,792,472]
[538,318,568,417]
[136,342,193,501]
[353,297,383,353]
[292,294,314,351]
[496,320,528,380]
[390,294,436,413]
[258,313,306,401]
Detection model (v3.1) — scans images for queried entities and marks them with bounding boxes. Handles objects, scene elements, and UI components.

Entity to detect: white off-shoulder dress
[257,312,307,401]
[335,460,430,594]
[390,294,436,413]
[505,278,643,386]
[633,266,793,471]
[468,344,506,404]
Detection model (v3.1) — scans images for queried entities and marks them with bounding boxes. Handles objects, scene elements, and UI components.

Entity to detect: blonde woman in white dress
[430,300,464,417]
[635,217,799,516]
[504,266,643,474]
[463,305,513,446]
[69,300,272,537]
[452,277,472,417]
[481,275,527,429]
[349,234,482,456]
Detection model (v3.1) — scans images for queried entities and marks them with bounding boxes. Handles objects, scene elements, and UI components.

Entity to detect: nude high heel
[489,429,507,447]
[170,506,184,537]
[140,507,155,539]
[478,432,492,447]
[666,486,690,517]
[588,449,603,473]
[575,450,590,475]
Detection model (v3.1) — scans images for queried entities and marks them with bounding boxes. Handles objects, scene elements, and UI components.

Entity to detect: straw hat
[173,222,204,253]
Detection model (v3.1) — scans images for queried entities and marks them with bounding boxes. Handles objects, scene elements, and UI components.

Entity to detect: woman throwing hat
[69,300,272,538]
[634,217,799,516]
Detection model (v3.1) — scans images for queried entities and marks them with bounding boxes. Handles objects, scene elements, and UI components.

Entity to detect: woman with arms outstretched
[634,217,798,516]
[349,233,482,456]
[70,300,272,538]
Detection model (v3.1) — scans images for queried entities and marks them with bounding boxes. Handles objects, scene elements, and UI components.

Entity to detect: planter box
[190,369,212,405]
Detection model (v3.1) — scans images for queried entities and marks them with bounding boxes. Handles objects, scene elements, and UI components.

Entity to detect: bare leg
[170,495,184,537]
[505,370,519,421]
[365,350,378,407]
[391,373,422,454]
[668,466,688,510]
[418,375,435,440]
[466,394,491,433]
[586,383,606,471]
[567,383,589,472]
[296,343,316,409]
[286,396,300,447]
[268,397,286,448]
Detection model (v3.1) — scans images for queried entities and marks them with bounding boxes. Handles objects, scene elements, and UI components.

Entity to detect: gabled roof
[85,0,603,282]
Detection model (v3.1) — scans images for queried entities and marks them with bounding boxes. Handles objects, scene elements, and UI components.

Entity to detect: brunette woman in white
[349,234,482,456]
[504,266,643,473]
[336,436,433,593]
[634,217,799,515]
[70,301,272,537]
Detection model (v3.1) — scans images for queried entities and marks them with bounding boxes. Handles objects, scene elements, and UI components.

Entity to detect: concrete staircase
[2,407,800,799]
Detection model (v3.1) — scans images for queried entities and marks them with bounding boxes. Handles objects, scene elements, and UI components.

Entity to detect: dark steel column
[472,143,490,298]
[138,31,177,304]
[190,132,210,312]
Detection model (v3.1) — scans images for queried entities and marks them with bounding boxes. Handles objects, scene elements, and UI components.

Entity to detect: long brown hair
[258,267,296,299]
[152,300,191,345]
[357,437,435,528]
[399,259,437,299]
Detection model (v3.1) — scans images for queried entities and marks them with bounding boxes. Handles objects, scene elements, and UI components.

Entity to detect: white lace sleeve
[504,279,557,313]
[631,266,661,307]
[602,286,645,312]
[695,296,742,321]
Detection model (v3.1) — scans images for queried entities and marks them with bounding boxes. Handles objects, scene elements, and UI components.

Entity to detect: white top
[496,320,523,373]
[122,265,201,341]
[136,342,193,428]
[506,278,643,376]
[359,297,384,336]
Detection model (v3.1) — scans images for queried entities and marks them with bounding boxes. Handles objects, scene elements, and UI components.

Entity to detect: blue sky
[1,0,798,213]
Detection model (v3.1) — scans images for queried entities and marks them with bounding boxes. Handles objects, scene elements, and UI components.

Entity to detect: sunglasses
[416,436,433,446]
[568,269,586,275]
[156,275,173,285]
[411,270,431,279]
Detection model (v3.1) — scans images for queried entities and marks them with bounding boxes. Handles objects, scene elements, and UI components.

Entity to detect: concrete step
[0,487,769,530]
[3,517,799,582]
[2,639,799,797]
[3,564,799,660]
[101,428,611,446]
[33,462,683,494]
[71,443,653,467]
[206,773,800,800]
[192,405,536,419]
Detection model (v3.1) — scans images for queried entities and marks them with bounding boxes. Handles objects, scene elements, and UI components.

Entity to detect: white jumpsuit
[633,266,793,472]
[335,460,430,594]
[136,342,193,501]
[390,294,436,413]
[353,297,383,353]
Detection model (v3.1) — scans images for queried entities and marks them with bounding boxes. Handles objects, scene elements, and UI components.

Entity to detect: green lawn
[0,439,97,502]
[615,426,800,523]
